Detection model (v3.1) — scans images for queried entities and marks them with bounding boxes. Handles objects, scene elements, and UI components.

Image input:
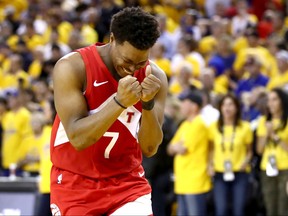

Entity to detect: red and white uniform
[50,44,151,215]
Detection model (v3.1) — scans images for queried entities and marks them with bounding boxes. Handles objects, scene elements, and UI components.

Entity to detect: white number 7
[103,132,119,159]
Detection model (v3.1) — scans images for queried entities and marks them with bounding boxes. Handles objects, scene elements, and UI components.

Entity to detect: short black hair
[110,7,160,50]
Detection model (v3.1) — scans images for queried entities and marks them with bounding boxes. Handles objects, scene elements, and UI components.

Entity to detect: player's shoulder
[56,52,84,70]
[54,52,85,80]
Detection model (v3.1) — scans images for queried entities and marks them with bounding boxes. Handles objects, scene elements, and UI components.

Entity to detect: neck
[224,116,234,125]
[272,111,282,119]
[187,112,199,121]
[98,44,121,81]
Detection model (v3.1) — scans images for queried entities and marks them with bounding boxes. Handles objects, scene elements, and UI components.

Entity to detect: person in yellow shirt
[20,20,45,51]
[0,43,12,75]
[17,111,53,216]
[1,88,33,176]
[35,123,52,216]
[168,62,202,96]
[198,18,227,60]
[17,112,49,176]
[267,50,288,90]
[171,36,201,78]
[0,97,8,173]
[233,28,273,79]
[28,46,44,80]
[70,17,98,47]
[208,93,253,216]
[167,90,211,216]
[42,11,73,45]
[150,42,172,80]
[0,54,30,90]
[256,88,288,216]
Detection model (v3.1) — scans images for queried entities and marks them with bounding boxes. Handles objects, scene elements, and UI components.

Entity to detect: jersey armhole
[76,48,92,96]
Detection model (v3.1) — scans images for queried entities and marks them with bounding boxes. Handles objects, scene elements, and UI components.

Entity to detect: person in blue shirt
[235,56,269,98]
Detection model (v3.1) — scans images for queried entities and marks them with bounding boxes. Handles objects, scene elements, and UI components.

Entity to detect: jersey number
[103,132,119,159]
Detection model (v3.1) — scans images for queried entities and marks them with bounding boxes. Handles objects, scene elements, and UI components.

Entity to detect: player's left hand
[140,65,161,102]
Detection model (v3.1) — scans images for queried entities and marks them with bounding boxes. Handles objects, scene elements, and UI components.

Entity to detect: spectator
[70,16,98,46]
[33,111,53,216]
[200,89,220,127]
[171,36,201,78]
[270,12,288,49]
[0,97,8,173]
[256,88,288,216]
[0,54,30,90]
[198,17,227,59]
[231,0,258,38]
[1,88,33,176]
[150,42,172,80]
[235,56,269,98]
[156,14,178,60]
[144,95,179,216]
[169,62,201,96]
[168,90,212,216]
[43,30,71,61]
[267,50,288,90]
[208,93,253,216]
[28,46,45,80]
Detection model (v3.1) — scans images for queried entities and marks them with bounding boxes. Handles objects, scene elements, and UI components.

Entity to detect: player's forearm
[138,109,163,157]
[67,99,125,151]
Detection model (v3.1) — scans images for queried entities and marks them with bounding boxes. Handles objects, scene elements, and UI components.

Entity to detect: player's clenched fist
[141,65,161,102]
[116,75,142,107]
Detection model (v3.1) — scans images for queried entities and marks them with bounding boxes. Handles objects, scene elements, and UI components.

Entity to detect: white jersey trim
[54,122,69,147]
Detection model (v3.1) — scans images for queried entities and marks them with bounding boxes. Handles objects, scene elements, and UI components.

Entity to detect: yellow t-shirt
[257,116,288,171]
[209,121,252,172]
[232,36,248,54]
[0,0,28,20]
[267,70,288,90]
[18,128,51,173]
[22,34,45,51]
[233,46,272,76]
[81,24,98,46]
[0,69,30,90]
[153,58,172,78]
[170,115,212,194]
[1,107,33,169]
[28,60,42,79]
[198,36,217,57]
[43,22,73,44]
[168,78,202,96]
[214,75,229,95]
[38,125,52,193]
[6,35,19,51]
[0,55,11,73]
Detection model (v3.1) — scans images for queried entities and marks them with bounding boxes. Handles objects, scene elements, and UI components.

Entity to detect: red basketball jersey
[50,44,147,179]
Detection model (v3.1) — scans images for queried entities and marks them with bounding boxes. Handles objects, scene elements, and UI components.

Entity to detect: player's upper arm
[52,52,87,138]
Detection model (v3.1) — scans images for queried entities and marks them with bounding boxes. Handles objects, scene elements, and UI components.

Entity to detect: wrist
[113,96,127,109]
[141,99,154,110]
[273,134,280,144]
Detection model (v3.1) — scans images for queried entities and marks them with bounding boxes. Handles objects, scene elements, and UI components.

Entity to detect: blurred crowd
[0,0,288,215]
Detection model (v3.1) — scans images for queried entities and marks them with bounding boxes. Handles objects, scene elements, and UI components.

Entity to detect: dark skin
[53,34,168,157]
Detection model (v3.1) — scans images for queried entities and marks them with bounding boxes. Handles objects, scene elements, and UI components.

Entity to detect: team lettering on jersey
[126,112,135,123]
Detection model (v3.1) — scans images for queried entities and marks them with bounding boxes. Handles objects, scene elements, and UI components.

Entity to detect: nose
[127,65,136,73]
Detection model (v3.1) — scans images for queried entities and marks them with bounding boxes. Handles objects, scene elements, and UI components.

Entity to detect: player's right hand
[116,75,142,107]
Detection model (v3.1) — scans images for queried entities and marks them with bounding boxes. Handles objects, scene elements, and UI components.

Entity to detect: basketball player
[50,7,168,215]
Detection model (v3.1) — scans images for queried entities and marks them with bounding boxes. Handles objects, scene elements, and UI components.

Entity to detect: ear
[109,33,114,43]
